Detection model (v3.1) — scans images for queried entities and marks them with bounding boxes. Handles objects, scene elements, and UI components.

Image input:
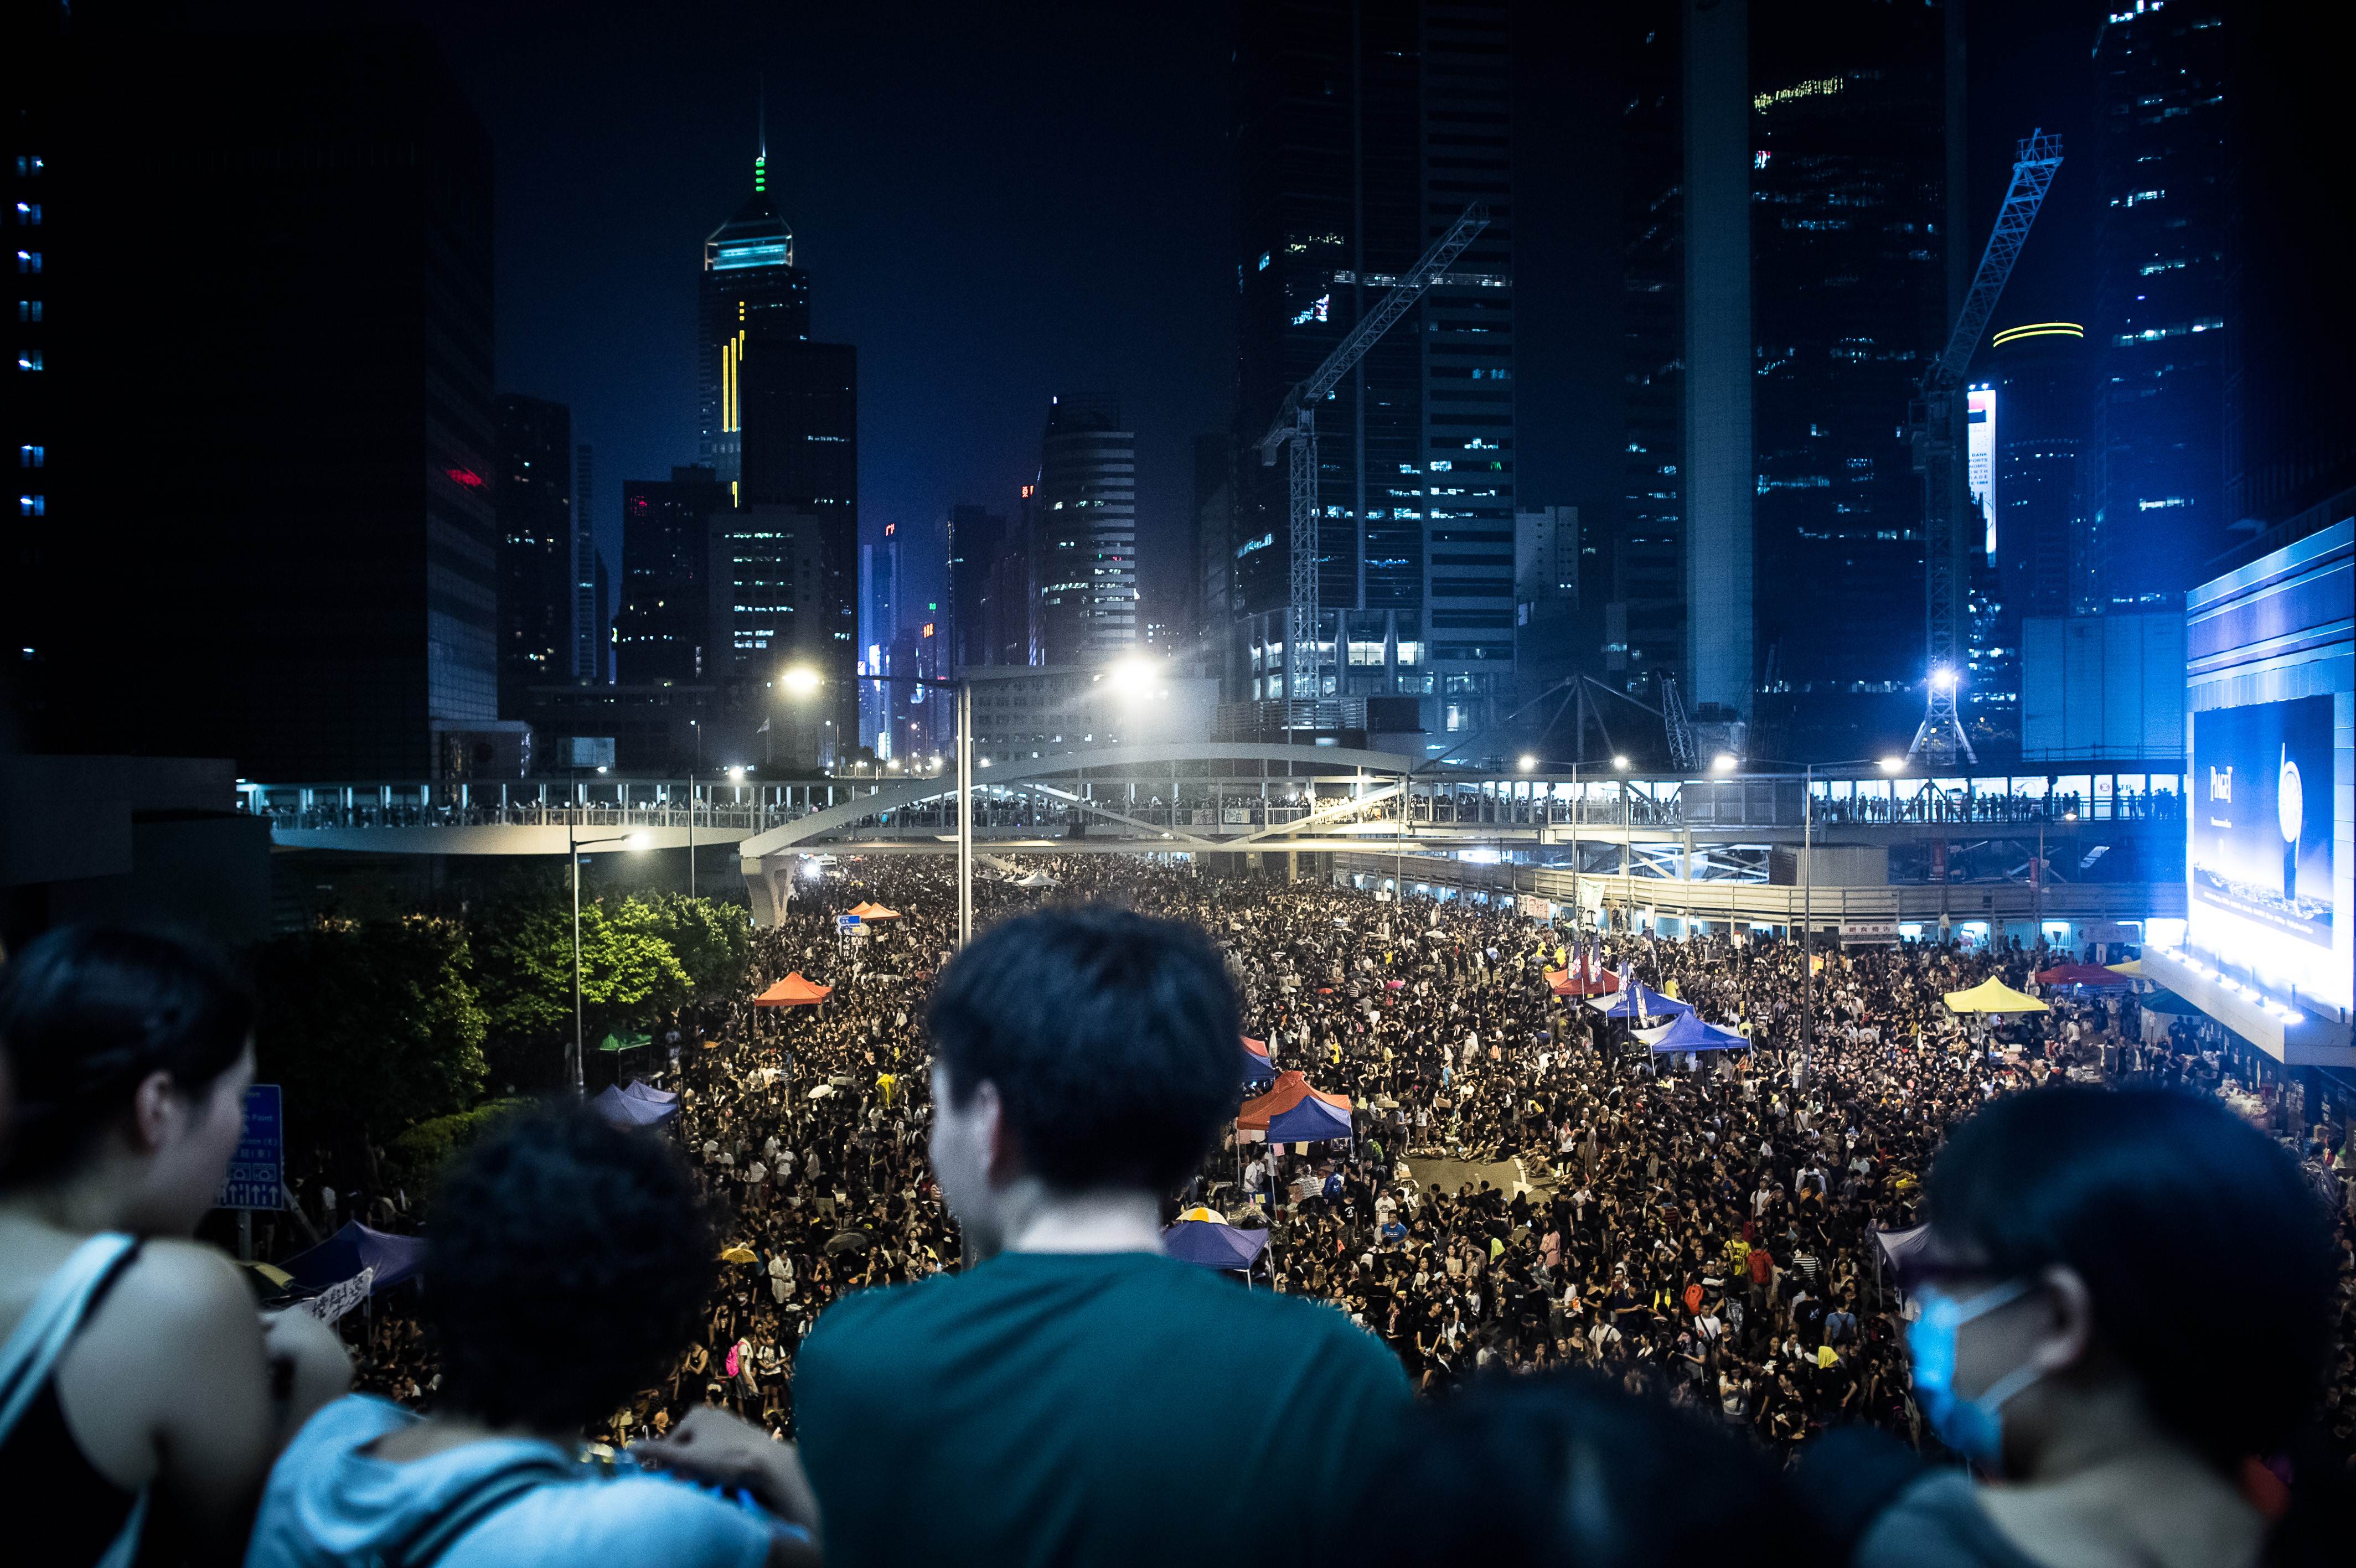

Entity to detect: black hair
[423,1105,714,1432]
[927,904,1241,1194]
[0,925,255,1184]
[1921,1086,2334,1464]
[1347,1372,1822,1568]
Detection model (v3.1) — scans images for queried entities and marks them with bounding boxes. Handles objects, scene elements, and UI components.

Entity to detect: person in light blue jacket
[245,1107,818,1568]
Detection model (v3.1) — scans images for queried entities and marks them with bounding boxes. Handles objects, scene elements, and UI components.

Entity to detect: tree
[617,893,752,1001]
[472,896,690,1090]
[250,917,489,1175]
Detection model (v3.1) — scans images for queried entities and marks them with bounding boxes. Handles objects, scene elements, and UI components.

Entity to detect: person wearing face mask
[0,927,351,1567]
[1823,1087,2345,1568]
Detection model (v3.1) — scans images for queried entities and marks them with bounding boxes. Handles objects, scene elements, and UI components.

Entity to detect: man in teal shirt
[795,905,1410,1567]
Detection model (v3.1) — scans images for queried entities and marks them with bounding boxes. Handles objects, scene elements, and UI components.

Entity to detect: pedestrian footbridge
[240,745,2186,930]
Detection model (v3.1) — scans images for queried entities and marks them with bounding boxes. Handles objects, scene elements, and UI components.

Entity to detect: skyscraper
[1191,434,1236,658]
[613,467,730,685]
[691,136,856,751]
[946,503,1007,676]
[16,22,499,777]
[1749,1,1958,743]
[736,335,856,743]
[2086,3,2229,611]
[698,143,810,494]
[495,394,575,718]
[1034,395,1138,664]
[574,443,603,680]
[1232,0,1518,742]
[1615,0,1958,757]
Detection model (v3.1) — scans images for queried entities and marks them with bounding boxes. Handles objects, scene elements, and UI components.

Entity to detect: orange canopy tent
[1236,1070,1354,1143]
[753,972,834,1007]
[846,902,901,920]
[1544,965,1620,999]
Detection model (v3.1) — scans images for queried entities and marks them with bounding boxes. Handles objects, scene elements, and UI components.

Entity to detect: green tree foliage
[384,1098,528,1199]
[472,896,690,1090]
[250,917,489,1158]
[617,893,752,1000]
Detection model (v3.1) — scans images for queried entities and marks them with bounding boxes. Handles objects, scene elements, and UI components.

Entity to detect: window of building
[17,349,41,371]
[15,250,39,274]
[16,299,39,322]
[19,494,44,516]
[18,444,42,468]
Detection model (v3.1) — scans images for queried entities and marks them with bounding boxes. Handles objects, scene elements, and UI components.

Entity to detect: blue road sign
[215,1083,283,1210]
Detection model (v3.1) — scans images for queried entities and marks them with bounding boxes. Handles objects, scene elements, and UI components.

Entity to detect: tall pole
[688,770,696,899]
[569,821,585,1097]
[1569,761,1580,928]
[957,680,973,948]
[1801,763,1815,1085]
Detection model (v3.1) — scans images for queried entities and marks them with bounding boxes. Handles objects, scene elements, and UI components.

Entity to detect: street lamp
[568,825,650,1095]
[1716,753,1908,1085]
[786,664,975,949]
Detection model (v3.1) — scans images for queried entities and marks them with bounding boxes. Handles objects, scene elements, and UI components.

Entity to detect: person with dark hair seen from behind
[1350,1370,1823,1568]
[0,927,352,1567]
[1818,1088,2347,1568]
[792,905,1413,1568]
[244,1105,818,1568]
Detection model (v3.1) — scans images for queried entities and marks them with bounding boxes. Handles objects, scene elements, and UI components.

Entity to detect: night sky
[374,1,1236,627]
[368,0,2097,638]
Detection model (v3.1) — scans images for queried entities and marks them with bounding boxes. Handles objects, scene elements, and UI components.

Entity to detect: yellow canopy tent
[1944,977,2050,1015]
[2106,959,2146,979]
[718,1244,758,1264]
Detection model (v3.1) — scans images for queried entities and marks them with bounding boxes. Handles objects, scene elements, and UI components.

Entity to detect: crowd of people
[309,857,2356,1473]
[4,862,2353,1567]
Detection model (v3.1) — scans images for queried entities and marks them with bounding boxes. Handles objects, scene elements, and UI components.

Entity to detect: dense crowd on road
[296,858,2356,1472]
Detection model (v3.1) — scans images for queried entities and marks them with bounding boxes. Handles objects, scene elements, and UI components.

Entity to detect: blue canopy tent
[1241,1036,1277,1086]
[1252,1088,1354,1143]
[619,1079,678,1105]
[590,1083,678,1129]
[1637,1011,1751,1053]
[1587,984,1693,1021]
[282,1221,426,1294]
[1162,1219,1271,1271]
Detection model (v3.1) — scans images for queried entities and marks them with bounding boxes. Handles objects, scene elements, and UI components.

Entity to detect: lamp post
[1711,751,1907,1084]
[568,824,650,1096]
[786,665,976,949]
[2034,805,2078,950]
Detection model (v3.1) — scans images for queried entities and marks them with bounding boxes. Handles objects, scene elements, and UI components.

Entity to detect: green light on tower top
[754,153,766,193]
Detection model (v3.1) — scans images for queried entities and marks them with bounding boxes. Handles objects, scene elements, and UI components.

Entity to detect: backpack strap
[382,1453,579,1568]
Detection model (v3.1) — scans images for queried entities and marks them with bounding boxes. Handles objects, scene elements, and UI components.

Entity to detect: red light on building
[922,622,934,638]
[445,467,485,488]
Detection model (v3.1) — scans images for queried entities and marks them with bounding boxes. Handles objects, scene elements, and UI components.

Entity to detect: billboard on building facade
[1967,385,1996,557]
[2190,694,2334,949]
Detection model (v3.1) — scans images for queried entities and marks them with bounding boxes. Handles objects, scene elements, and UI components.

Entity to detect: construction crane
[1908,129,2063,766]
[1257,203,1491,721]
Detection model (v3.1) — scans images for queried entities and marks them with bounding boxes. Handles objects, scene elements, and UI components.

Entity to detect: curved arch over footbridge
[734,742,1424,921]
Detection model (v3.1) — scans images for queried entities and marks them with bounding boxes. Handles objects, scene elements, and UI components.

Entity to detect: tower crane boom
[1257,203,1490,723]
[1909,129,2063,766]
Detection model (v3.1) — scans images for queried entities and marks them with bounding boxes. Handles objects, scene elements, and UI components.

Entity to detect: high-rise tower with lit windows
[698,142,810,493]
[1230,0,1518,744]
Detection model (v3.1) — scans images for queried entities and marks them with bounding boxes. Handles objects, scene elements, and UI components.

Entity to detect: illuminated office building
[1231,0,1518,742]
[1614,0,1957,758]
[495,394,576,718]
[698,143,810,491]
[613,467,730,686]
[1035,396,1138,664]
[2085,3,2229,610]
